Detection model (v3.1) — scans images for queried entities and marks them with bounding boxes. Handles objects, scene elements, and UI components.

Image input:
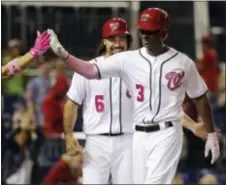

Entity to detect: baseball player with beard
[48,8,220,184]
[64,18,134,184]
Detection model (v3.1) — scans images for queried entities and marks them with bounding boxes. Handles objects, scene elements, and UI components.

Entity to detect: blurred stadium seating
[1,1,226,184]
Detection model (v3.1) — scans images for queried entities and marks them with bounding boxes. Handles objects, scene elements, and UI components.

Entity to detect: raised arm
[64,55,100,80]
[2,52,33,79]
[48,29,123,80]
[47,29,99,79]
[2,31,50,79]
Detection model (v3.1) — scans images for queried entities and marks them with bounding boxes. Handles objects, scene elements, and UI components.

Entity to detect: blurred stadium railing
[1,1,139,59]
[2,1,225,62]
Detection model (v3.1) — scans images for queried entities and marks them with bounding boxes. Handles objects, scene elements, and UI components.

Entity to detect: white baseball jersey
[67,56,133,135]
[96,47,208,126]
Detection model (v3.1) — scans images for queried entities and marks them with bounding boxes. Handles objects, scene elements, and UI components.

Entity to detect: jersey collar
[140,46,178,63]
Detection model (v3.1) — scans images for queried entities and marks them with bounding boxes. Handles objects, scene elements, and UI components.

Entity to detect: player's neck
[103,53,111,59]
[146,44,167,57]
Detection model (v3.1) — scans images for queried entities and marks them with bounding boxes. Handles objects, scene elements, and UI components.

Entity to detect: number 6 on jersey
[95,95,105,112]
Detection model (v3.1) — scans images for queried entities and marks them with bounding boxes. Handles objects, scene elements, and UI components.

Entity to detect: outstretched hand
[47,29,69,59]
[30,31,51,58]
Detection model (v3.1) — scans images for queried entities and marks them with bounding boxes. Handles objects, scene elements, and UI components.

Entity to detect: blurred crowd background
[1,1,226,185]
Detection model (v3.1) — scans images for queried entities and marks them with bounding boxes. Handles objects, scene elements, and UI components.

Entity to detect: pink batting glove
[204,132,220,164]
[30,31,50,58]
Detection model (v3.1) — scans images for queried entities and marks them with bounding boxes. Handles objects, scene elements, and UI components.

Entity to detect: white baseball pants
[133,121,183,184]
[83,134,133,184]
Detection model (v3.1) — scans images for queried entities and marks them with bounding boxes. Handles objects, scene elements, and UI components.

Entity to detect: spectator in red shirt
[42,71,69,138]
[42,153,83,185]
[196,34,220,93]
[196,34,221,125]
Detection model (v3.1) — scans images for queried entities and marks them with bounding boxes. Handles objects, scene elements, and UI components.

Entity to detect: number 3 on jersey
[95,84,144,112]
[136,84,144,102]
[95,95,104,112]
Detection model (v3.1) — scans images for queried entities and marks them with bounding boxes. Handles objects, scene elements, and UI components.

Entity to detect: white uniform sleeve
[184,58,208,98]
[67,72,86,105]
[95,53,124,79]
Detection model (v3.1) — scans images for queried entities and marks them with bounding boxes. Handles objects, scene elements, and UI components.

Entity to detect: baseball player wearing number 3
[49,8,220,184]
